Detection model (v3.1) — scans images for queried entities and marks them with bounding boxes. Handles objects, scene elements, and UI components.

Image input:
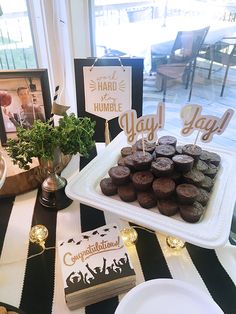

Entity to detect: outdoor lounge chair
[156,26,210,103]
[199,37,236,96]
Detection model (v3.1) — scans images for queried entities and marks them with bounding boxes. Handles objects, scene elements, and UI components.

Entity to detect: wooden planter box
[0,147,71,198]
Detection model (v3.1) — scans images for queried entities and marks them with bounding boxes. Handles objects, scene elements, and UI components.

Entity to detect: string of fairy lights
[0,224,185,266]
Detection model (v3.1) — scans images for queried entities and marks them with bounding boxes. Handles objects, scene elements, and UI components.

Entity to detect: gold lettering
[136,119,144,133]
[107,82,112,90]
[112,82,117,90]
[64,252,74,266]
[127,111,136,143]
[93,103,123,112]
[182,107,200,135]
[111,71,117,80]
[119,104,165,144]
[103,82,108,90]
[181,105,234,142]
[97,82,103,91]
[195,117,206,129]
[204,119,218,135]
[63,237,122,267]
[218,109,234,133]
[146,117,159,141]
[94,103,99,111]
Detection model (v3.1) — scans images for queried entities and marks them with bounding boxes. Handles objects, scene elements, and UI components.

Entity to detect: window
[91,0,236,148]
[0,0,37,69]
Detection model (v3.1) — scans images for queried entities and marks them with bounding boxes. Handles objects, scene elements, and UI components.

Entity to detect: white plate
[115,279,223,314]
[66,131,236,248]
[0,155,7,189]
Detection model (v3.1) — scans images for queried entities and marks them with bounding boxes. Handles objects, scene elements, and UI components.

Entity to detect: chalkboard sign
[74,58,144,142]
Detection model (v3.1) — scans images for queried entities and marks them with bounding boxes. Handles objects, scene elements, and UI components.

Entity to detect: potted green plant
[6,113,96,209]
[7,113,95,170]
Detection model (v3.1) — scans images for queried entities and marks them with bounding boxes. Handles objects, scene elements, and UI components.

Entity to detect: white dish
[0,155,7,189]
[66,131,236,248]
[115,279,223,314]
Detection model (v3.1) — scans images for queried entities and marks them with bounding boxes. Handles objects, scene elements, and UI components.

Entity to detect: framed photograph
[0,69,51,145]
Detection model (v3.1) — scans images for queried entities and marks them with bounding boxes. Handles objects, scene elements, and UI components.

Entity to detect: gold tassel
[51,102,70,115]
[105,119,111,146]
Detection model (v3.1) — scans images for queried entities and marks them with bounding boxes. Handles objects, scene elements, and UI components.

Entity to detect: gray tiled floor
[143,61,236,149]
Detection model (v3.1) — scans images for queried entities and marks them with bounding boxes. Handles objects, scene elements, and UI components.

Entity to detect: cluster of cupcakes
[100,136,221,223]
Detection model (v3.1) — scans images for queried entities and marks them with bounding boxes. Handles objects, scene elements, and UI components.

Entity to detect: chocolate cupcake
[158,135,177,147]
[176,145,184,154]
[117,157,126,166]
[199,150,211,163]
[131,144,138,153]
[179,201,204,223]
[155,144,176,158]
[135,139,156,154]
[195,160,209,173]
[152,177,176,199]
[132,151,153,171]
[137,190,157,209]
[108,166,130,185]
[123,154,136,172]
[132,170,154,191]
[172,154,194,173]
[157,199,179,216]
[204,163,218,178]
[208,152,221,166]
[121,146,133,157]
[170,170,182,184]
[151,157,174,177]
[195,188,210,206]
[176,183,199,204]
[118,183,137,202]
[100,178,118,196]
[182,144,202,160]
[200,175,214,192]
[183,169,205,186]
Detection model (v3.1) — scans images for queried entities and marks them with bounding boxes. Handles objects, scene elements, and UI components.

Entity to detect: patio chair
[155,26,210,103]
[96,45,127,57]
[127,6,154,23]
[199,37,236,96]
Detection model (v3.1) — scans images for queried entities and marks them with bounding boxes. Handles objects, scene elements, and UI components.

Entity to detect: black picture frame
[0,69,51,145]
[74,57,144,142]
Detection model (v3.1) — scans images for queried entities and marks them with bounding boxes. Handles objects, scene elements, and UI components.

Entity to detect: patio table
[96,17,236,72]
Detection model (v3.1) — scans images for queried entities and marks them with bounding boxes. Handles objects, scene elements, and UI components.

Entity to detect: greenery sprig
[7,113,96,170]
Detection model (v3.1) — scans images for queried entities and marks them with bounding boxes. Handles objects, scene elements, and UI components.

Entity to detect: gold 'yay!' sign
[119,103,165,145]
[180,104,234,143]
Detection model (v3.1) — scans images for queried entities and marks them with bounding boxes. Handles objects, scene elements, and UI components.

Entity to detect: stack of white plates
[0,154,7,189]
[115,279,223,314]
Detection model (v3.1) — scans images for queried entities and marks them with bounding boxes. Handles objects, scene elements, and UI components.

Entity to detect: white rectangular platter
[66,131,236,249]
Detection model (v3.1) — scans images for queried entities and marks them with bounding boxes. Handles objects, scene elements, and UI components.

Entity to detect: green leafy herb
[7,113,96,170]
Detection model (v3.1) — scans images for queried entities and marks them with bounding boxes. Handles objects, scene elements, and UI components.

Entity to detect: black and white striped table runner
[0,148,236,314]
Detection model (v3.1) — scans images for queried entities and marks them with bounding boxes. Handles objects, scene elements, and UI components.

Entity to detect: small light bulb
[166,236,185,250]
[29,225,48,249]
[120,227,138,246]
